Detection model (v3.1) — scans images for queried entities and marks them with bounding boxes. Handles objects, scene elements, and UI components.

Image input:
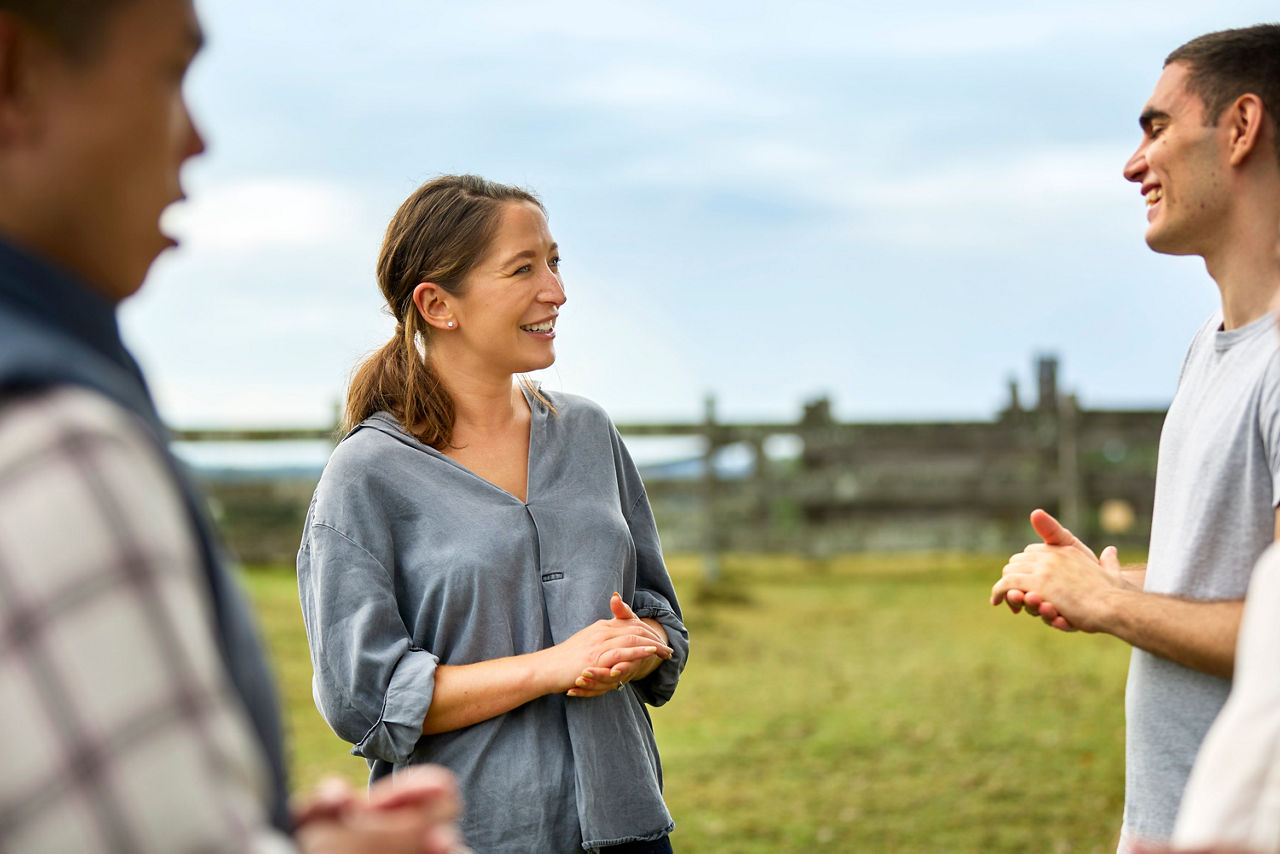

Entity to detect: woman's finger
[596,633,671,656]
[609,592,636,621]
[608,594,668,643]
[594,645,661,669]
[608,660,639,679]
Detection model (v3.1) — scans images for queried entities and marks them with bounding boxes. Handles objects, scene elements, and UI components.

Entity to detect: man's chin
[1144,226,1196,257]
[109,245,169,303]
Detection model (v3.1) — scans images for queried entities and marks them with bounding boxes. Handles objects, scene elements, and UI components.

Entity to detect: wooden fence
[177,363,1164,568]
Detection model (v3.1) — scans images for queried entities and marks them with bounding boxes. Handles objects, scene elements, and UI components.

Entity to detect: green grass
[242,552,1129,853]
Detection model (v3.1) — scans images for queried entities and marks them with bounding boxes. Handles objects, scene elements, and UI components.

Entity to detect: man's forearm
[1121,564,1147,590]
[1102,590,1242,678]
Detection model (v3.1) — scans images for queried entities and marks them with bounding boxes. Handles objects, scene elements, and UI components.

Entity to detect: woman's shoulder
[534,386,614,427]
[319,412,426,486]
[328,411,396,455]
[309,413,434,535]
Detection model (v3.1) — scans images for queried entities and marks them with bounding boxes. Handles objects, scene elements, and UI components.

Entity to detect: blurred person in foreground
[990,24,1280,851]
[297,174,689,853]
[0,0,461,850]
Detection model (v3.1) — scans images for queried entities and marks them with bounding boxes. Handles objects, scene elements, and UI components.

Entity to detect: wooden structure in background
[179,357,1164,565]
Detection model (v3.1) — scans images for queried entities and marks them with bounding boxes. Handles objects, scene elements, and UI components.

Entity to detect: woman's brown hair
[343,174,544,448]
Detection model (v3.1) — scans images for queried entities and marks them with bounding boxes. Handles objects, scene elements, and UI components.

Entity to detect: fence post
[702,393,723,584]
[1057,392,1083,533]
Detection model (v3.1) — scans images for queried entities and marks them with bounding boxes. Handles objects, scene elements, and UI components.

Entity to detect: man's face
[1122,61,1230,257]
[21,0,204,302]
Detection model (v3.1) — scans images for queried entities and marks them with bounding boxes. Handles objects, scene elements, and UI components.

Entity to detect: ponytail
[342,308,457,448]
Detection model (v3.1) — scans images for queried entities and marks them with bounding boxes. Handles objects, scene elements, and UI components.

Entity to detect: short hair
[0,0,136,60]
[1166,24,1280,162]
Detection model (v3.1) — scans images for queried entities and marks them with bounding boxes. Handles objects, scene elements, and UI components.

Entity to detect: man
[1159,220,1280,854]
[0,0,461,851]
[991,24,1280,852]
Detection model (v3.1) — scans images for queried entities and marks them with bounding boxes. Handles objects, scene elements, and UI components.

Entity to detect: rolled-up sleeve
[624,488,689,707]
[298,522,438,765]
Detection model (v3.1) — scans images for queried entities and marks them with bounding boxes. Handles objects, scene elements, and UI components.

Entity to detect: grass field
[243,552,1130,853]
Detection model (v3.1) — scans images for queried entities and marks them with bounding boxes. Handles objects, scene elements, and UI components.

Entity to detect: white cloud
[834,145,1137,248]
[162,177,367,254]
[567,64,784,117]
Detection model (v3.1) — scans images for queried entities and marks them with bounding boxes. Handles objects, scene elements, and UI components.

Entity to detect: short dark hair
[0,0,135,60]
[1166,24,1280,162]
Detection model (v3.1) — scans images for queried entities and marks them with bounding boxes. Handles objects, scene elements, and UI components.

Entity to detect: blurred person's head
[1122,24,1280,261]
[0,0,204,302]
[344,174,566,448]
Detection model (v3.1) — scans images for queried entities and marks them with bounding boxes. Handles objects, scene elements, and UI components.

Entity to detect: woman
[298,175,688,854]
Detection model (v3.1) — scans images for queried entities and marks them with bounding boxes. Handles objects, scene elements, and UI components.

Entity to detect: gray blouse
[297,387,688,853]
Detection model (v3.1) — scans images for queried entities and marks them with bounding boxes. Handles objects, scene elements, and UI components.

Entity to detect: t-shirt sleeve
[298,514,439,766]
[1174,313,1220,392]
[1260,355,1280,508]
[0,388,293,853]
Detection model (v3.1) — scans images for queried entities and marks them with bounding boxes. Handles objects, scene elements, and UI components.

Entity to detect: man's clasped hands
[992,508,1143,633]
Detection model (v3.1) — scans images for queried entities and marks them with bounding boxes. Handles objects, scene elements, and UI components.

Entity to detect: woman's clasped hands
[549,593,673,698]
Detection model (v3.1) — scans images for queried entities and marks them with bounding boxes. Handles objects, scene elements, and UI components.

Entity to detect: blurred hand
[294,765,465,854]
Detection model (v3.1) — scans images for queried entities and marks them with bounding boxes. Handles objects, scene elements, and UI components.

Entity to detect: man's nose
[1122,145,1146,183]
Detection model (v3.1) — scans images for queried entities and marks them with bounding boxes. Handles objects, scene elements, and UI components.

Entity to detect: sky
[121,0,1280,430]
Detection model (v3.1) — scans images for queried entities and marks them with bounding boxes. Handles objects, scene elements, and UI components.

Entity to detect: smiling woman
[297,175,689,853]
[341,175,553,450]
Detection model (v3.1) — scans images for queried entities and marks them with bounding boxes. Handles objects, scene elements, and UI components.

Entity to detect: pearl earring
[446,321,455,328]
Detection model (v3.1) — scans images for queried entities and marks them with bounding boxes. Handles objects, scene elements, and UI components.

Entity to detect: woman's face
[447,201,566,377]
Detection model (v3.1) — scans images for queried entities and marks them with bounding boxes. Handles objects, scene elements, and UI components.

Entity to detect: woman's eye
[550,256,561,269]
[515,264,531,274]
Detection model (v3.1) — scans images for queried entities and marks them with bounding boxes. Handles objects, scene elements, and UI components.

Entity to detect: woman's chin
[521,350,556,373]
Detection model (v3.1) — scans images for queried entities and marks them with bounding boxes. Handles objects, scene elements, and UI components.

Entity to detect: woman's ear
[412,282,458,330]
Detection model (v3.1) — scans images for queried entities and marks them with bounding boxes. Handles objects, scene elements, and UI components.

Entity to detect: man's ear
[1225,93,1268,168]
[0,13,54,149]
[412,282,457,331]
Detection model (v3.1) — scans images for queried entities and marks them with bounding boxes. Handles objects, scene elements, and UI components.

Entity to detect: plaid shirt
[0,386,294,853]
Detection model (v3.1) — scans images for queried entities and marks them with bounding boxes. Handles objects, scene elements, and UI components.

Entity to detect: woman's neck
[433,359,527,434]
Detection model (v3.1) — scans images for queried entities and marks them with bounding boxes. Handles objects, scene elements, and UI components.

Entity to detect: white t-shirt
[1122,311,1280,846]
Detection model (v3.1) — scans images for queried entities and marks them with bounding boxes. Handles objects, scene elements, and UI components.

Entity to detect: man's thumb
[1030,508,1073,546]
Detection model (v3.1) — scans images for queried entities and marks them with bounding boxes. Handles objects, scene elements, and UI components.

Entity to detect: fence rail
[177,370,1165,572]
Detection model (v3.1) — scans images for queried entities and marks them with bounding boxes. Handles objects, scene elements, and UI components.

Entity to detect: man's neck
[1205,194,1280,330]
